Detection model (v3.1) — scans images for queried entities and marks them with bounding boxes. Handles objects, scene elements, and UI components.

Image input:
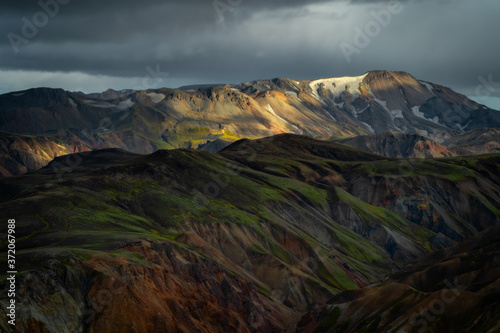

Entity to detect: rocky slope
[1,71,499,176]
[0,131,93,177]
[335,129,500,158]
[234,71,500,141]
[444,128,500,156]
[299,223,500,333]
[0,134,499,332]
[335,131,453,158]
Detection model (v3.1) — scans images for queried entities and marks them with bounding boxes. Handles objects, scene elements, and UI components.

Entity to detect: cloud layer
[1,0,499,108]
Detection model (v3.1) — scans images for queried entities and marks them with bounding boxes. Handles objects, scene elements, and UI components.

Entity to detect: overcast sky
[1,0,500,108]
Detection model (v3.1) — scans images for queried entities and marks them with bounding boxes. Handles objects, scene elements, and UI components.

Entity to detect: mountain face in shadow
[299,223,500,333]
[0,134,499,332]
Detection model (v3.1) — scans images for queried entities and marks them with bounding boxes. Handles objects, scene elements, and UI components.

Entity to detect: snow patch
[360,122,375,133]
[309,73,368,102]
[230,88,241,92]
[11,93,25,97]
[456,120,471,132]
[118,98,135,110]
[285,91,300,100]
[68,98,77,107]
[354,105,368,117]
[419,81,434,92]
[147,93,165,104]
[374,96,405,131]
[265,104,287,123]
[388,111,405,133]
[390,110,404,119]
[412,106,424,118]
[373,97,389,112]
[412,106,440,125]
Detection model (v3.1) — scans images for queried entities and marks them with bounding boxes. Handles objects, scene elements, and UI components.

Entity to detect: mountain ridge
[1,134,499,332]
[0,70,499,176]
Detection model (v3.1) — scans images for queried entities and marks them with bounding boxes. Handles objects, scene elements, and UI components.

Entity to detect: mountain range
[1,70,499,176]
[0,134,499,332]
[0,71,500,332]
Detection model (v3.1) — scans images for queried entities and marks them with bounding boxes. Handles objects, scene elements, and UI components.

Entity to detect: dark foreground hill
[0,134,499,332]
[299,223,500,332]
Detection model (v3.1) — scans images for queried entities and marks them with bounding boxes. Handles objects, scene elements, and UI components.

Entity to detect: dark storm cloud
[1,0,499,107]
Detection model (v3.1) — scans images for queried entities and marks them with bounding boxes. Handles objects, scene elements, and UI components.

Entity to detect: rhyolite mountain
[0,134,499,332]
[335,129,500,158]
[1,70,500,176]
[299,222,500,333]
[334,131,454,158]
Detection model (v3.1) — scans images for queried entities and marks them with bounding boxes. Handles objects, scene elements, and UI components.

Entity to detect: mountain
[0,134,499,332]
[1,71,499,176]
[177,83,222,91]
[444,128,500,155]
[77,88,136,100]
[233,71,500,140]
[334,131,453,158]
[336,129,500,158]
[0,130,92,177]
[300,223,500,333]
